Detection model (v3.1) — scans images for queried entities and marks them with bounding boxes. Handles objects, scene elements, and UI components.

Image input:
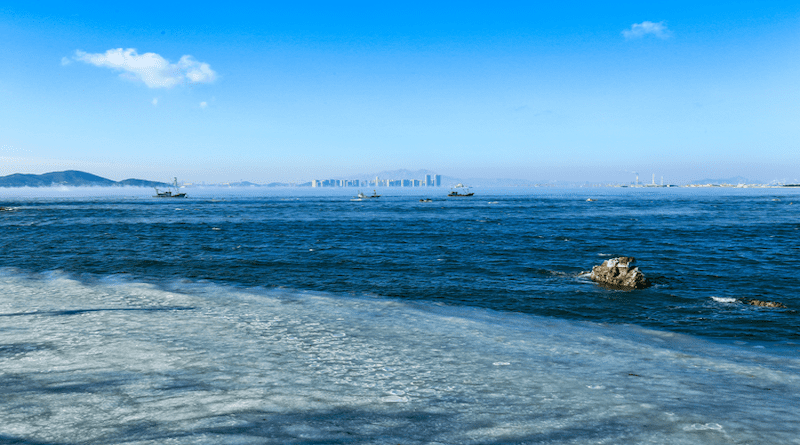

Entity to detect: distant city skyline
[1,2,798,184]
[311,173,442,187]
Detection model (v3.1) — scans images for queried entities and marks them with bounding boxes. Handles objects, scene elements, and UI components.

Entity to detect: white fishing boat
[447,184,474,197]
[351,190,381,201]
[154,178,187,198]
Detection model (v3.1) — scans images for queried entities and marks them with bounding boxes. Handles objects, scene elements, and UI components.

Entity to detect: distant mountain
[117,178,170,187]
[452,177,540,187]
[0,170,170,188]
[226,181,261,187]
[689,176,764,185]
[331,169,439,181]
[372,169,439,180]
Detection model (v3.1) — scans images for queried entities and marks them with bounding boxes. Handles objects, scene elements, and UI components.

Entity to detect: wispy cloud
[152,98,159,106]
[72,48,217,88]
[623,21,670,40]
[199,101,208,109]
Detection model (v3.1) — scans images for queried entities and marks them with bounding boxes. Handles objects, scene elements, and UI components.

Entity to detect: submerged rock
[743,299,787,309]
[590,257,651,290]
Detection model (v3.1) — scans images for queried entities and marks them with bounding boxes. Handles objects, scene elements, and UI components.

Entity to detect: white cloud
[152,98,158,106]
[60,57,72,66]
[623,21,670,39]
[199,101,208,109]
[72,48,217,88]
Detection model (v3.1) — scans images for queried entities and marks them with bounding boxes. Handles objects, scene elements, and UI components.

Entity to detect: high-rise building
[425,174,432,187]
[434,174,441,187]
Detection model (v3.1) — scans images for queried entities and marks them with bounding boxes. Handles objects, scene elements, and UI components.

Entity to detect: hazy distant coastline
[0,170,795,189]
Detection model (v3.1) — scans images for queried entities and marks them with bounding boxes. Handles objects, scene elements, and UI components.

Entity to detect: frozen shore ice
[1,271,798,444]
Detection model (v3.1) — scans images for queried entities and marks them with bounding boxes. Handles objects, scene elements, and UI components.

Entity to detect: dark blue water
[2,187,798,343]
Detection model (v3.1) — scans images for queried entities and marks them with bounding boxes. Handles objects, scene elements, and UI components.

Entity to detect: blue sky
[1,1,798,183]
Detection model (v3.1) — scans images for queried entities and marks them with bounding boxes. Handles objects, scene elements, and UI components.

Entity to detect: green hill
[0,170,170,188]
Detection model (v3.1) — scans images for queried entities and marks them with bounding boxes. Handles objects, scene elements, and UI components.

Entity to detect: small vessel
[447,184,474,197]
[153,178,187,198]
[353,190,381,200]
[419,198,433,202]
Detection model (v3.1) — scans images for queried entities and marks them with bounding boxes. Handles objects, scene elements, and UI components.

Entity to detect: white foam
[1,270,798,444]
[711,296,739,303]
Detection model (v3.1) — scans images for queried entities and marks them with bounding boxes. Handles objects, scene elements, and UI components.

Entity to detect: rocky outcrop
[743,299,787,309]
[590,257,651,289]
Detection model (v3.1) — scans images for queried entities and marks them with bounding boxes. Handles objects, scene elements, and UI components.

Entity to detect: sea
[1,186,798,444]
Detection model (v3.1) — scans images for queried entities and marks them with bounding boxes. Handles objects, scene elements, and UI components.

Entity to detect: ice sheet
[1,271,798,444]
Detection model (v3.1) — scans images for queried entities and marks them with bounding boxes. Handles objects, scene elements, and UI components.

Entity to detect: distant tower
[425,174,432,187]
[652,173,655,185]
[636,174,639,186]
[375,176,380,187]
[661,176,663,186]
[435,174,441,187]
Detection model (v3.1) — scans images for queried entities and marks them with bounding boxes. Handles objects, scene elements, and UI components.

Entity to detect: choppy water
[2,187,798,342]
[1,187,798,444]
